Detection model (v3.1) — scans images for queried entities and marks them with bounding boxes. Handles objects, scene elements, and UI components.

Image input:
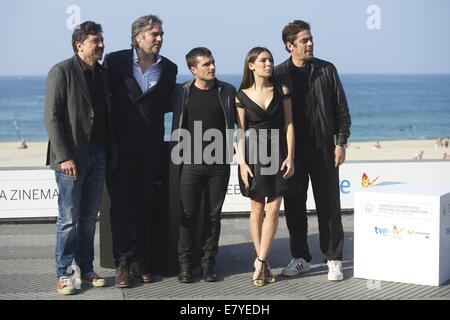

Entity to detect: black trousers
[178,164,230,268]
[107,152,160,269]
[283,141,344,262]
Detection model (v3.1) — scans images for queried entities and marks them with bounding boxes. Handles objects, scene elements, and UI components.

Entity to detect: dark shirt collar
[289,58,311,73]
[189,78,218,90]
[76,54,101,73]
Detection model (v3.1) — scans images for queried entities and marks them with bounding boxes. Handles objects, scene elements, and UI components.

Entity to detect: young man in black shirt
[170,47,236,283]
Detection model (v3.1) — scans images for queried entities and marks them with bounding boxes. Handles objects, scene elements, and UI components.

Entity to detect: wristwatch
[336,143,347,149]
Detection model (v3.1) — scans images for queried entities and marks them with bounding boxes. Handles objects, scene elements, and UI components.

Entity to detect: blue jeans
[55,147,106,278]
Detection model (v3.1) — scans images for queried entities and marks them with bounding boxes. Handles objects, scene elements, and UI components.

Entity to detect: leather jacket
[275,57,351,147]
[170,79,237,162]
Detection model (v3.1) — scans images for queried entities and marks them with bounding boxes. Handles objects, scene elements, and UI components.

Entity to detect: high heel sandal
[252,257,265,287]
[264,260,276,283]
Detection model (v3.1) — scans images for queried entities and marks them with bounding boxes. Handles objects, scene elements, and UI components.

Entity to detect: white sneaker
[56,275,76,295]
[327,260,343,281]
[280,257,311,276]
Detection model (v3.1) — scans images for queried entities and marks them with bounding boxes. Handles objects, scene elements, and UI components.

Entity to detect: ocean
[1,74,449,142]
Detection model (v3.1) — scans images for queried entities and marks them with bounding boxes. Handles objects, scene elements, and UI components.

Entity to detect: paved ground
[0,214,449,301]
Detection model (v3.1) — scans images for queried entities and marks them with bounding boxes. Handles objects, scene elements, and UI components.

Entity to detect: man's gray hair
[131,15,162,47]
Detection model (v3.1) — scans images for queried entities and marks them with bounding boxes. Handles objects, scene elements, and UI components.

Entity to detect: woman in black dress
[236,47,295,286]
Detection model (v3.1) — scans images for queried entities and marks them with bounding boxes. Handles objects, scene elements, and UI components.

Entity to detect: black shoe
[131,262,152,283]
[178,268,192,283]
[201,266,218,282]
[115,265,132,288]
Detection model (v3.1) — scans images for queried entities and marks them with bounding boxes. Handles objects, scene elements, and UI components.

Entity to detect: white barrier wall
[0,169,58,218]
[222,161,450,212]
[1,161,450,219]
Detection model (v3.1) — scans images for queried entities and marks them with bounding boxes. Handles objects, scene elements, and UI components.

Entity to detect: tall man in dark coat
[103,14,177,288]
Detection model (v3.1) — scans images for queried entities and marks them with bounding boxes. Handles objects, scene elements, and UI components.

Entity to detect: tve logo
[339,179,351,194]
[374,226,389,236]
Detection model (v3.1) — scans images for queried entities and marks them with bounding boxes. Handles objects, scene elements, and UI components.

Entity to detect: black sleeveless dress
[237,87,292,198]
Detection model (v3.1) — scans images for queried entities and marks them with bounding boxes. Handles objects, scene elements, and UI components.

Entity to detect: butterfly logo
[393,225,403,236]
[361,173,379,188]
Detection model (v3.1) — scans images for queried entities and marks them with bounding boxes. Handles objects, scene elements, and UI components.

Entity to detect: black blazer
[103,49,177,155]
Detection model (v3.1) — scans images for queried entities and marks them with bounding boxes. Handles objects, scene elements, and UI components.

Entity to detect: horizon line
[2,73,450,77]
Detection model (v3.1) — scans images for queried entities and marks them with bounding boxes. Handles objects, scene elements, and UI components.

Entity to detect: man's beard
[93,50,104,60]
[304,53,313,61]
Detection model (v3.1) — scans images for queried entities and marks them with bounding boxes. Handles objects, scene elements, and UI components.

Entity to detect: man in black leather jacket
[275,20,351,282]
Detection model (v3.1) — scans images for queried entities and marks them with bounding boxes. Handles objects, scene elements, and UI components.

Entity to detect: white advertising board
[222,161,450,212]
[1,160,450,219]
[0,169,58,218]
[354,183,450,286]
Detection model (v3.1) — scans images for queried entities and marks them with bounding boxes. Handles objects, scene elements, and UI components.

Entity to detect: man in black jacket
[103,14,177,288]
[170,47,236,283]
[275,20,351,282]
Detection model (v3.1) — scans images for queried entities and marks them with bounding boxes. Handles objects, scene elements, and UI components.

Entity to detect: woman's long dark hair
[239,47,275,91]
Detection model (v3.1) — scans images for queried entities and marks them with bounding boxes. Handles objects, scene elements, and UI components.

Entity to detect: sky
[1,0,450,75]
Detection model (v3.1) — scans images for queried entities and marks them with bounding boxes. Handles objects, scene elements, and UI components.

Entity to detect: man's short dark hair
[72,21,103,53]
[185,47,212,69]
[282,20,311,52]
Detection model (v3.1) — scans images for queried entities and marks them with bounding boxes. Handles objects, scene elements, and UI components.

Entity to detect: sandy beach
[0,139,449,167]
[346,139,450,161]
[0,141,48,167]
